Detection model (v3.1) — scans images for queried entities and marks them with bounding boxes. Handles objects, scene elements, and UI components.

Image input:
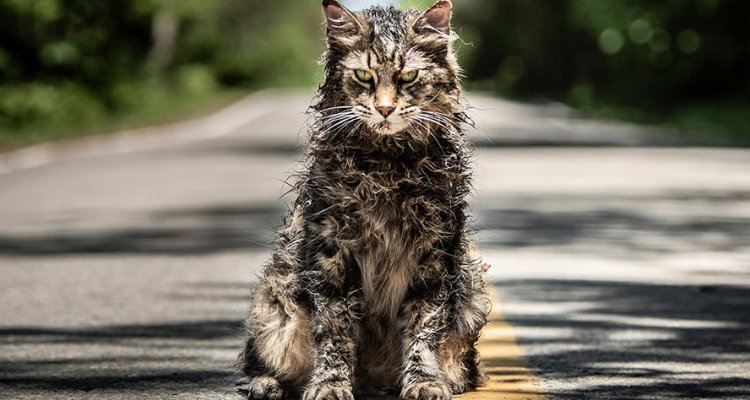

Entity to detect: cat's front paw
[401,380,452,400]
[247,376,284,400]
[303,382,354,400]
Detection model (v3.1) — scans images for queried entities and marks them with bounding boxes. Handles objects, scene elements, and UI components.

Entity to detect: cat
[238,1,490,399]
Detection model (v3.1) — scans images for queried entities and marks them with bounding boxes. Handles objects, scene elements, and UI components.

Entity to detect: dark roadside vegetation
[1,0,748,150]
[457,0,750,146]
[0,0,323,150]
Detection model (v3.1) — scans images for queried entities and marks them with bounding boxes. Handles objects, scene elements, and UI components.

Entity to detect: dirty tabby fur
[239,1,490,399]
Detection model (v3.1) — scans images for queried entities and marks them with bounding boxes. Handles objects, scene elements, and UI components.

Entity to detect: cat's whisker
[345,120,365,141]
[323,117,355,128]
[319,111,355,122]
[421,110,458,124]
[419,112,459,131]
[337,119,361,135]
[418,120,447,155]
[422,90,444,107]
[318,105,354,111]
[407,117,431,135]
[330,116,363,136]
[404,117,446,154]
[313,106,354,117]
[424,113,459,128]
[319,114,357,130]
[328,116,359,134]
[423,114,455,125]
[313,108,354,123]
[415,115,451,131]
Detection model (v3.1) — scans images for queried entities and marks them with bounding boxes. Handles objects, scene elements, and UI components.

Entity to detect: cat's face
[321,0,460,137]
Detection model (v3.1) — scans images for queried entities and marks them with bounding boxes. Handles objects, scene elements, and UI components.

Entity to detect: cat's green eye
[355,69,373,83]
[400,70,418,83]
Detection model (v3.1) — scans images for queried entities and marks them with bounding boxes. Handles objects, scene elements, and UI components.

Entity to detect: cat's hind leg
[440,289,492,394]
[239,340,287,400]
[239,274,314,399]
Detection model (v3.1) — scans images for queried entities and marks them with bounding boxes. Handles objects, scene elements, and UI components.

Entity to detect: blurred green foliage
[455,0,750,141]
[0,0,324,148]
[1,0,748,147]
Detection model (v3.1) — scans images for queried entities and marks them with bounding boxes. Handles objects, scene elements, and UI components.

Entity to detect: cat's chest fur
[340,152,454,320]
[354,202,417,320]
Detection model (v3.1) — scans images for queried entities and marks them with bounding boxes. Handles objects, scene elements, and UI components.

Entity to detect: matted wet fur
[238,1,490,399]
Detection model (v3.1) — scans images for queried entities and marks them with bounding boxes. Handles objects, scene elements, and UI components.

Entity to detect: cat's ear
[322,0,362,38]
[415,0,453,35]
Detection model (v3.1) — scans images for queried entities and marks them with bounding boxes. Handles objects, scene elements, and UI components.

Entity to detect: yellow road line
[457,284,547,400]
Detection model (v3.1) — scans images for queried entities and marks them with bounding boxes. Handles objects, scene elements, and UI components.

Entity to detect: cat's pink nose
[376,106,395,118]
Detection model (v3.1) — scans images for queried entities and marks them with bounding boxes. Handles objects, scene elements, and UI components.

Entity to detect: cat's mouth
[371,120,407,135]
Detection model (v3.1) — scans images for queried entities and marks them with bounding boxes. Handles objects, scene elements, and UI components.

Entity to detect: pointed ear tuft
[418,0,453,34]
[323,0,361,37]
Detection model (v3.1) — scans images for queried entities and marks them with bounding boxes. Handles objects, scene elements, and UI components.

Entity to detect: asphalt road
[0,91,749,399]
